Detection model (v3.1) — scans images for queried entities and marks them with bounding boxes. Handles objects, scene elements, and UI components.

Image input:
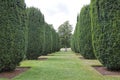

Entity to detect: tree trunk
[64,47,67,52]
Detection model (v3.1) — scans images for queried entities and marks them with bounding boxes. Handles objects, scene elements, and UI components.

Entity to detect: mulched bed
[92,65,120,75]
[0,67,30,79]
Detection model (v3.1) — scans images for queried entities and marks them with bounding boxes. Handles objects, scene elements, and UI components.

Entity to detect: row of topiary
[71,5,95,59]
[26,7,60,60]
[71,0,120,70]
[0,0,60,72]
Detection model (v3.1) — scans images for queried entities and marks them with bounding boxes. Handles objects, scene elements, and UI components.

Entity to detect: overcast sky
[25,0,90,31]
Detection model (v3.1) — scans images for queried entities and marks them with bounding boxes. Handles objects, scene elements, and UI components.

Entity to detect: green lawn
[1,51,120,80]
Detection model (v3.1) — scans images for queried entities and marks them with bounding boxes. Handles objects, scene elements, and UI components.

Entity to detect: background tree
[58,21,73,51]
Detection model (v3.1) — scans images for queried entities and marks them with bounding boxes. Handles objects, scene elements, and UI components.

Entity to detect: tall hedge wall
[90,0,120,70]
[27,7,60,59]
[26,7,44,59]
[71,19,80,53]
[71,5,95,59]
[78,5,95,59]
[42,23,60,55]
[0,0,27,72]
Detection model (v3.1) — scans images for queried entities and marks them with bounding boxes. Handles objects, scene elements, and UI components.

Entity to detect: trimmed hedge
[42,23,60,55]
[78,5,95,59]
[27,7,60,59]
[0,0,27,71]
[90,0,120,70]
[71,5,95,59]
[26,7,44,59]
[71,18,80,53]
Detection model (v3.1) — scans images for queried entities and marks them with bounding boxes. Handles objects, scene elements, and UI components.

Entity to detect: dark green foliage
[42,23,60,55]
[27,7,60,59]
[27,7,44,59]
[42,23,51,55]
[0,0,27,71]
[71,20,80,53]
[71,5,95,59]
[79,5,95,59]
[58,21,72,48]
[91,0,120,70]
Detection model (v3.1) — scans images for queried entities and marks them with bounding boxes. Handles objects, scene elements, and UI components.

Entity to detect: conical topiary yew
[0,0,27,72]
[90,0,120,70]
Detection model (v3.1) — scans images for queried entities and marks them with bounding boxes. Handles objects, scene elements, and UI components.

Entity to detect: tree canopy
[58,21,73,49]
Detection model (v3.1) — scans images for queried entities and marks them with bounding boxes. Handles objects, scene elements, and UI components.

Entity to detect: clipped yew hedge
[42,23,60,55]
[71,15,80,53]
[71,5,95,59]
[91,0,120,70]
[0,0,27,72]
[27,7,60,59]
[79,5,95,59]
[26,7,44,59]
